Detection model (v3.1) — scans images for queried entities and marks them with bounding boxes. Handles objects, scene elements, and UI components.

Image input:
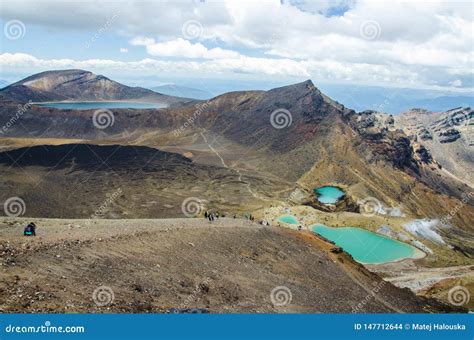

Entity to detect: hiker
[215,211,220,219]
[24,222,36,236]
[204,211,208,219]
[298,225,302,231]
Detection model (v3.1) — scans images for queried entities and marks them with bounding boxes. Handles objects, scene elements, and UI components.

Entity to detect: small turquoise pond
[35,101,166,110]
[311,224,421,264]
[277,215,299,225]
[314,186,345,204]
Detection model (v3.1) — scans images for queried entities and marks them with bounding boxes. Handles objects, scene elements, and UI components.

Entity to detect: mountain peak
[0,69,189,105]
[268,79,318,94]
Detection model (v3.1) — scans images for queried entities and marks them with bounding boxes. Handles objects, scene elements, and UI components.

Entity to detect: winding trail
[200,131,271,202]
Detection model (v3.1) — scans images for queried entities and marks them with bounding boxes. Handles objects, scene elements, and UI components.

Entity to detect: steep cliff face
[396,107,473,185]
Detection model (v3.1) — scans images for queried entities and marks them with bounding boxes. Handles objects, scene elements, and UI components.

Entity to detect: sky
[0,0,473,94]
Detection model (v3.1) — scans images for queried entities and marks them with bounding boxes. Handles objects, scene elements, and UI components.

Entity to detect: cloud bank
[1,0,472,90]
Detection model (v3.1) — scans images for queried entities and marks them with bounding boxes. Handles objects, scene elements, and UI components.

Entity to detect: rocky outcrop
[415,144,433,163]
[419,127,433,140]
[439,129,461,143]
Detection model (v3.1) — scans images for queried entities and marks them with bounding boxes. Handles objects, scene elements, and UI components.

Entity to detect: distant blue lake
[314,186,345,204]
[35,101,166,110]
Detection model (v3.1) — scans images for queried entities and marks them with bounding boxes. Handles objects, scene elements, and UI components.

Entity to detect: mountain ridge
[0,70,472,252]
[0,69,192,105]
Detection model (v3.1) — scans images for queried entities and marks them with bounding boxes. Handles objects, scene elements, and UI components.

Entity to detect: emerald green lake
[314,186,345,204]
[35,101,166,110]
[311,224,421,264]
[277,215,299,225]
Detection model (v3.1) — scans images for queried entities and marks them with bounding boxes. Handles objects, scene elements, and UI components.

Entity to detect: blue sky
[0,0,473,94]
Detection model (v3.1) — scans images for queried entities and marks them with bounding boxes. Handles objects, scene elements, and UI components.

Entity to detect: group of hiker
[243,213,255,221]
[204,211,273,227]
[204,210,221,221]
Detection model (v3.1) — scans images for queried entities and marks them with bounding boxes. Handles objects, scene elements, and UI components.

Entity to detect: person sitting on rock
[24,222,36,236]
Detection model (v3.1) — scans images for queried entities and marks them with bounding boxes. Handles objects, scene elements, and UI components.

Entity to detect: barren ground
[0,217,461,313]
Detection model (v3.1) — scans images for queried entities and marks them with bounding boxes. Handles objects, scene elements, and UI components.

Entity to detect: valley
[0,69,472,313]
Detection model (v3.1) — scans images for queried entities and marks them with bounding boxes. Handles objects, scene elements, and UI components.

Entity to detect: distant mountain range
[2,71,472,113]
[151,84,213,100]
[0,80,9,89]
[0,69,191,106]
[318,83,473,114]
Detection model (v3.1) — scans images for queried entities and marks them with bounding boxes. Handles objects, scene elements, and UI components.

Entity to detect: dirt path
[200,131,271,202]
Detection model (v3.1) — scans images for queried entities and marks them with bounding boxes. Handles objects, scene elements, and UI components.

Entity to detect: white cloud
[2,52,472,93]
[450,79,462,87]
[0,53,309,78]
[130,38,240,59]
[0,0,473,90]
[119,48,128,53]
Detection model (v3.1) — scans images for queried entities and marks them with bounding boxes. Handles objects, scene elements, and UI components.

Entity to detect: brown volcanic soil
[0,143,290,218]
[0,217,460,313]
[0,78,473,314]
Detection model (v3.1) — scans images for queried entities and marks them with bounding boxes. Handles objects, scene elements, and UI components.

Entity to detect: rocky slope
[396,107,473,185]
[0,78,472,230]
[0,217,462,313]
[0,72,473,308]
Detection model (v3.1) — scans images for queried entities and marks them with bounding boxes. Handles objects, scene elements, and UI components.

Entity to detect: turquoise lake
[311,224,420,264]
[277,215,299,225]
[314,186,345,204]
[35,101,166,110]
